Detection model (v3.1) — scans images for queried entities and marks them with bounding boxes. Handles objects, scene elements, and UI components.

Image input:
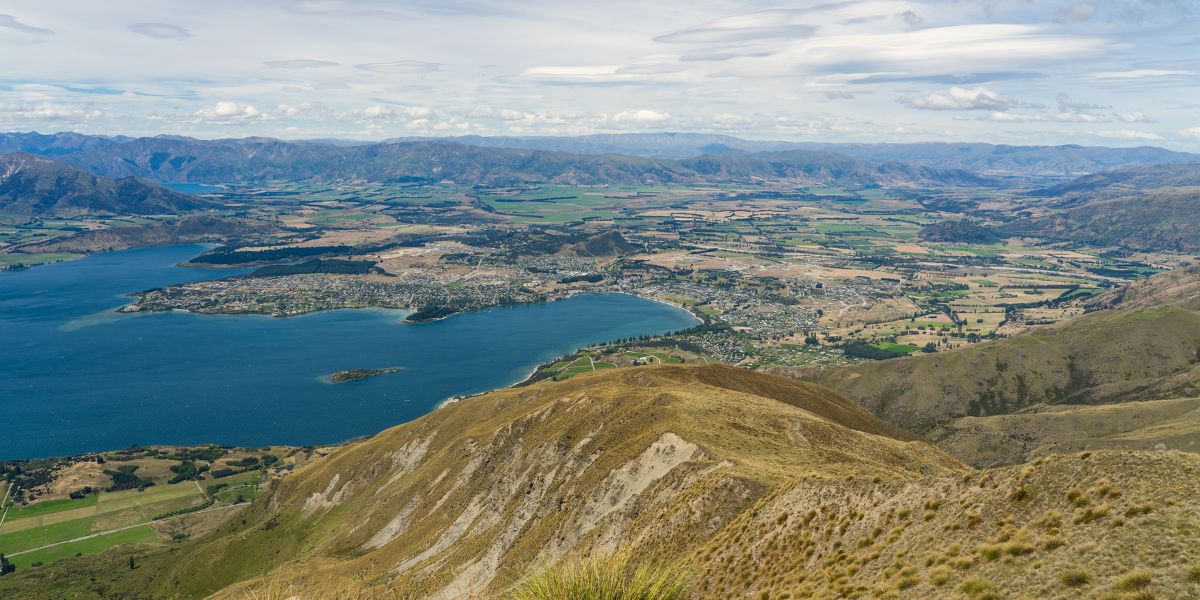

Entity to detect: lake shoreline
[2,244,699,459]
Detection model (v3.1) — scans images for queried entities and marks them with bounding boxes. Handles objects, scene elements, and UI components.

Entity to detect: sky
[0,0,1198,149]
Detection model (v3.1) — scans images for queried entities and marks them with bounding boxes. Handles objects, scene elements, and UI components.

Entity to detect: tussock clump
[507,556,690,600]
[1067,489,1090,507]
[959,577,996,597]
[929,565,952,586]
[1124,502,1154,518]
[1115,570,1153,592]
[1073,504,1110,524]
[1187,566,1200,583]
[1060,569,1091,587]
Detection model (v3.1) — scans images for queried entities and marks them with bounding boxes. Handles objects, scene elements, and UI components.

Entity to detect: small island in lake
[326,367,403,384]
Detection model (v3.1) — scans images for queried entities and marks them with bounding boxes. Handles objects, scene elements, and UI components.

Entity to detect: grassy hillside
[0,365,964,598]
[810,267,1200,467]
[3,366,1198,599]
[811,304,1200,431]
[1006,163,1200,252]
[691,449,1200,599]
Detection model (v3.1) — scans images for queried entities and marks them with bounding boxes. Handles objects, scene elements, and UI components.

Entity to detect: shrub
[978,544,1003,561]
[1073,504,1110,524]
[1187,566,1200,583]
[1002,542,1035,557]
[1060,569,1091,587]
[507,556,690,600]
[959,577,995,597]
[1116,570,1153,592]
[1066,489,1089,507]
[929,565,952,586]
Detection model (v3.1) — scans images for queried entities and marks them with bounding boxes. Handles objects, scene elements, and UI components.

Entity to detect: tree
[922,342,938,353]
[0,552,15,575]
[129,556,136,570]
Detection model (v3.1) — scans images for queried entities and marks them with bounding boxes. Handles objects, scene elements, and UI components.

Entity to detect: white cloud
[654,9,818,44]
[0,1,1194,147]
[1095,129,1162,140]
[194,101,262,124]
[898,87,1016,111]
[356,61,441,74]
[987,111,1109,123]
[1178,128,1200,140]
[0,13,53,34]
[612,109,671,123]
[521,65,639,85]
[127,22,192,40]
[1054,3,1097,24]
[272,103,317,118]
[263,59,338,69]
[1056,93,1107,112]
[1092,69,1193,79]
[361,105,394,118]
[0,102,100,121]
[1113,112,1152,123]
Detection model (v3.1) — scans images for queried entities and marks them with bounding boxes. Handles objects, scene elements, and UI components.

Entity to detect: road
[0,482,15,533]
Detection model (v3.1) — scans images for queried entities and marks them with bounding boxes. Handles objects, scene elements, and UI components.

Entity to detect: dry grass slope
[47,365,958,599]
[2,366,1197,600]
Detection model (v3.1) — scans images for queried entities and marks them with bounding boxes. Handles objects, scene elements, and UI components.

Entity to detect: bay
[0,245,698,459]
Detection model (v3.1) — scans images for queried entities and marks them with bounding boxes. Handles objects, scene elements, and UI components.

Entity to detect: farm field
[0,445,293,571]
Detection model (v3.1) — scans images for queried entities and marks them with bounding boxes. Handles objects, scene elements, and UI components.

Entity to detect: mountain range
[1004,162,1200,252]
[0,152,213,218]
[386,133,1199,177]
[0,133,991,188]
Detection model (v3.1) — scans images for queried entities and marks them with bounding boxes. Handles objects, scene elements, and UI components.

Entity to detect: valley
[1,133,1199,599]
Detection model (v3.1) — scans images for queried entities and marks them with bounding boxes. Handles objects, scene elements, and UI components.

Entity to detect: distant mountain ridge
[0,132,992,188]
[388,133,1199,176]
[0,152,213,218]
[1005,162,1200,252]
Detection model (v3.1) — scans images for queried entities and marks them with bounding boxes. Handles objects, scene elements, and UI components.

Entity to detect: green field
[0,252,83,268]
[0,516,94,554]
[0,480,211,568]
[10,524,157,569]
[874,342,919,354]
[3,495,97,521]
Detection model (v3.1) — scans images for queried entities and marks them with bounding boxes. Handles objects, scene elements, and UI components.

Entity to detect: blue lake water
[0,245,698,459]
[161,182,224,194]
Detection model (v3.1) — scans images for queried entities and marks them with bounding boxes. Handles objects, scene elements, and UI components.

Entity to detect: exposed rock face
[148,365,963,598]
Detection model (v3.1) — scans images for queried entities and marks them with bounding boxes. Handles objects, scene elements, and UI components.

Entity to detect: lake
[0,245,699,459]
[161,182,225,194]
